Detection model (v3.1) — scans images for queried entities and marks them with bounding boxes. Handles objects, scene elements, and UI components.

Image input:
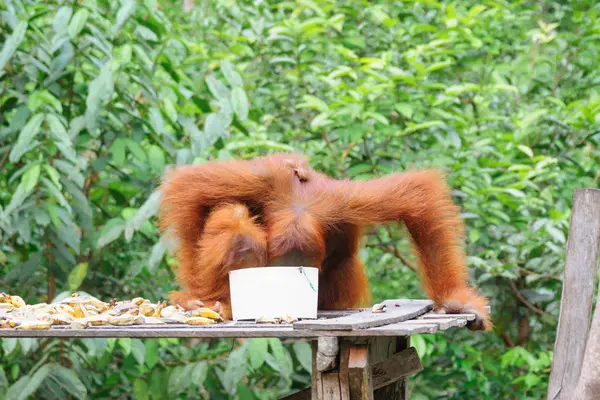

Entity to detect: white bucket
[229,266,319,321]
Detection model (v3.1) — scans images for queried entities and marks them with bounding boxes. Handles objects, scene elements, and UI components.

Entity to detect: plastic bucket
[229,266,319,321]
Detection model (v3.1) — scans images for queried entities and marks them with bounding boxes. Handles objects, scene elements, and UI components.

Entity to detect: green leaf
[163,97,178,123]
[9,113,45,163]
[297,95,328,112]
[231,87,249,122]
[248,339,269,369]
[293,341,312,372]
[53,6,73,34]
[68,262,88,291]
[148,145,165,174]
[148,107,165,133]
[221,60,243,87]
[190,362,208,388]
[133,379,149,400]
[111,138,126,165]
[206,75,230,100]
[545,225,566,243]
[0,21,27,75]
[144,340,159,369]
[5,376,32,400]
[395,103,413,119]
[97,218,125,248]
[204,113,227,141]
[49,365,87,399]
[518,145,534,157]
[168,365,193,396]
[400,121,444,136]
[21,164,41,193]
[44,164,62,190]
[221,346,247,395]
[46,114,71,147]
[131,339,145,365]
[85,62,114,134]
[4,182,30,215]
[469,228,480,243]
[112,0,137,36]
[125,139,147,162]
[445,83,480,95]
[119,338,132,355]
[503,188,525,198]
[28,91,63,113]
[68,8,89,39]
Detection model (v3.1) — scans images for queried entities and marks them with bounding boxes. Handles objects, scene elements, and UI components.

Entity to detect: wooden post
[547,189,600,400]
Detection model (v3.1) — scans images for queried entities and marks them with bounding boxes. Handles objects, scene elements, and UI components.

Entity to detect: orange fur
[159,154,491,330]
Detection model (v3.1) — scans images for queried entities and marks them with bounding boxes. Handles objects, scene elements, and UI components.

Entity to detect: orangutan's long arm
[336,170,490,330]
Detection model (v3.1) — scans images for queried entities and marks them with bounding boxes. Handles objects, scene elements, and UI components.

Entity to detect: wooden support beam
[372,347,422,391]
[348,345,373,400]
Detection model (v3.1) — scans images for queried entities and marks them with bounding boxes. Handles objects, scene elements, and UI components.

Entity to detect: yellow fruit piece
[85,316,108,326]
[131,297,145,306]
[18,320,52,330]
[154,302,166,317]
[108,315,143,326]
[184,317,217,325]
[187,308,223,321]
[72,304,88,319]
[10,296,26,308]
[139,305,155,316]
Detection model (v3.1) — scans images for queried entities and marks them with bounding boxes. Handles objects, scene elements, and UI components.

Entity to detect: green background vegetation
[1,0,599,398]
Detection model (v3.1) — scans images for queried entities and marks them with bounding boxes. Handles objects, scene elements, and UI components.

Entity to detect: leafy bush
[1,0,599,398]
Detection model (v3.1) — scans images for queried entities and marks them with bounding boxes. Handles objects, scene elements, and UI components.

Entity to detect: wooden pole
[547,188,600,400]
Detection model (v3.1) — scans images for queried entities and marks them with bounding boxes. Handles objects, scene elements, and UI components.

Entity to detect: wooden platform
[0,300,473,338]
[0,299,480,399]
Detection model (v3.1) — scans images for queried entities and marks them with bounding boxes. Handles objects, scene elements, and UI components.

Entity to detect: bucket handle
[299,266,317,293]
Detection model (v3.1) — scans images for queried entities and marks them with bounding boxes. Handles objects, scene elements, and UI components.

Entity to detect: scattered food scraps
[0,293,223,330]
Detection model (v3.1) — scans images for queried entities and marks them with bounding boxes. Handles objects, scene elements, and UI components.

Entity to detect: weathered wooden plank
[348,345,373,400]
[372,347,422,391]
[339,343,351,400]
[322,372,343,399]
[419,313,476,321]
[294,301,433,331]
[402,318,467,330]
[311,340,323,399]
[548,189,600,400]
[370,337,406,400]
[367,322,438,336]
[573,272,600,400]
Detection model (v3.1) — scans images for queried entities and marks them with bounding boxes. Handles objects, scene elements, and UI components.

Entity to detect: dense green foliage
[1,0,599,398]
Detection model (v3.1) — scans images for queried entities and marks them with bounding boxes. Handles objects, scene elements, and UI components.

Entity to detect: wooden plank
[348,345,373,400]
[322,372,343,399]
[402,318,467,330]
[312,340,323,400]
[548,189,600,400]
[573,269,600,399]
[372,347,423,391]
[367,323,439,336]
[339,342,351,400]
[419,313,476,321]
[294,301,433,331]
